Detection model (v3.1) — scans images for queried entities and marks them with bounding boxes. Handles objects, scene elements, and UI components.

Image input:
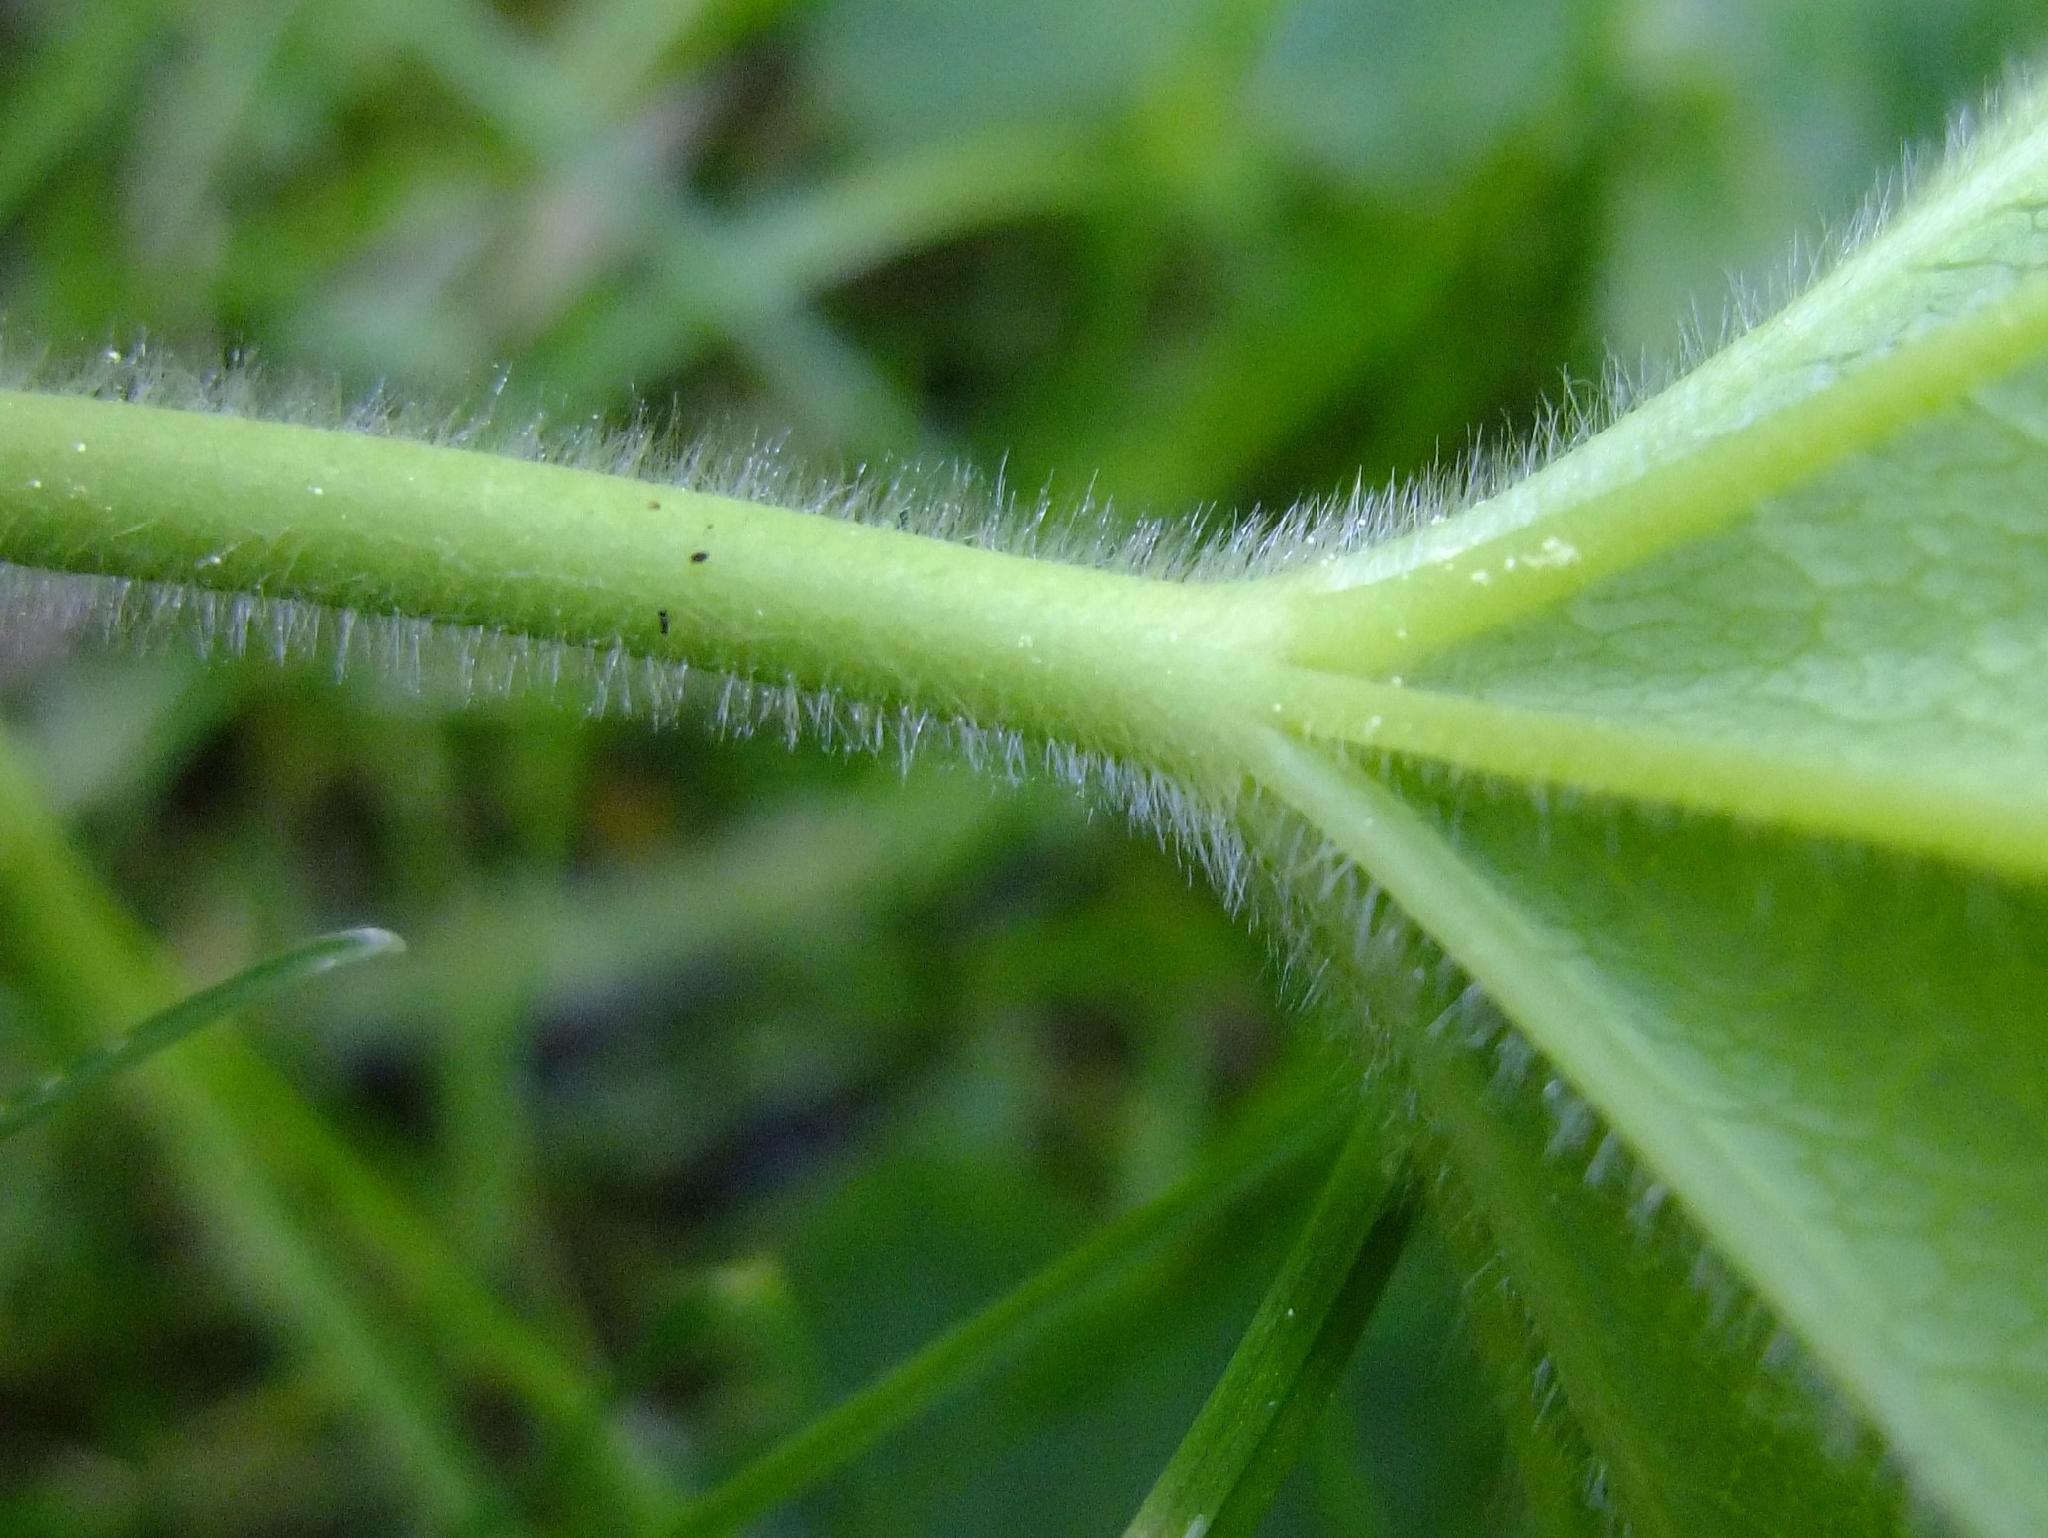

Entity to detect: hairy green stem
[7,370,2047,879]
[0,389,1286,781]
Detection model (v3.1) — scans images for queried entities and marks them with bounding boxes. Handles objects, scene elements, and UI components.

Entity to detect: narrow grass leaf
[1124,1101,1411,1538]
[0,925,404,1142]
[663,1078,1350,1538]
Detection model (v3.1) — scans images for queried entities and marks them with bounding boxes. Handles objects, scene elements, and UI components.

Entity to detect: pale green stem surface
[4,375,2044,874]
[0,389,1287,785]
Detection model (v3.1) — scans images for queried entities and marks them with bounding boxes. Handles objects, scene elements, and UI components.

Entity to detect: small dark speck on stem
[690,551,709,564]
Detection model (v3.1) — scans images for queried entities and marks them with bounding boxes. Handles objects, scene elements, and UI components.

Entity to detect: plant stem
[0,389,1287,780]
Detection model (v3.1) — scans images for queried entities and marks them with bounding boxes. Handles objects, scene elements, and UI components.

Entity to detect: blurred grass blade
[0,926,404,1142]
[0,726,658,1527]
[1124,1107,1413,1538]
[662,1079,1354,1538]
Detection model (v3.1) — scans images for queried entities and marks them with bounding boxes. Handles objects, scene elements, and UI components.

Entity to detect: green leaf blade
[1281,85,2048,652]
[0,925,405,1142]
[1259,734,2048,1538]
[1379,351,2048,866]
[1232,83,2048,1538]
[1251,795,1914,1538]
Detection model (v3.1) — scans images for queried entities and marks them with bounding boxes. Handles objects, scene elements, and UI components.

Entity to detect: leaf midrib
[1264,667,2048,878]
[1247,729,2044,1538]
[1257,260,2048,678]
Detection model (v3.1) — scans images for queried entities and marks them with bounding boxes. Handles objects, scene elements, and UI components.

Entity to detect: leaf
[1238,89,2048,1537]
[1278,754,2048,1538]
[1404,979,1908,1538]
[0,925,404,1141]
[1257,816,1911,1538]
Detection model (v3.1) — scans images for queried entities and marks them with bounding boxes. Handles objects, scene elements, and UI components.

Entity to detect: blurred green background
[0,1,2040,1534]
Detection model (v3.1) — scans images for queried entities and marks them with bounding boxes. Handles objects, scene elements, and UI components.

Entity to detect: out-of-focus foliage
[0,1,2038,1534]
